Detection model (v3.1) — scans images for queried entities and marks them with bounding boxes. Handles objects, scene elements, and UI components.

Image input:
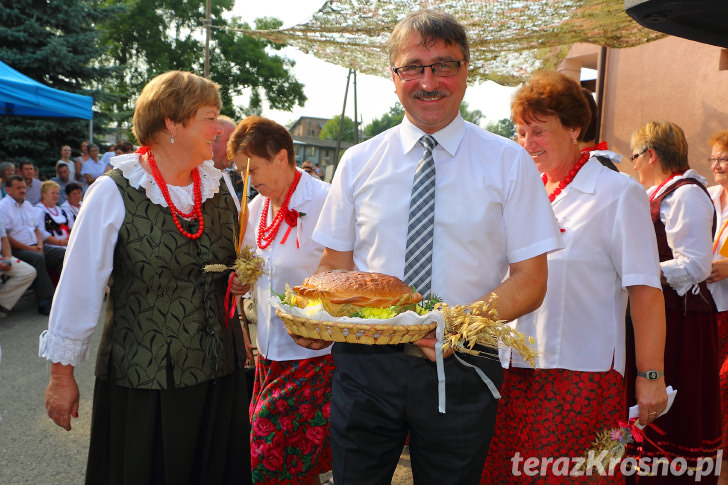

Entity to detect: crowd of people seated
[0,141,124,317]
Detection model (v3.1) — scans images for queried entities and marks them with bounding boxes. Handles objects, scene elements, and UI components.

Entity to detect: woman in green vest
[40,71,251,484]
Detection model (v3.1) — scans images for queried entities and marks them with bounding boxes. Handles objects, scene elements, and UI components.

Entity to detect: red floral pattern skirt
[250,353,335,485]
[482,367,624,484]
[719,310,728,452]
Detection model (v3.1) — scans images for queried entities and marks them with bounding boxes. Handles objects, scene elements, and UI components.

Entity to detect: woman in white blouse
[229,116,333,485]
[629,120,720,483]
[705,129,728,485]
[40,71,251,484]
[36,180,71,247]
[483,71,667,482]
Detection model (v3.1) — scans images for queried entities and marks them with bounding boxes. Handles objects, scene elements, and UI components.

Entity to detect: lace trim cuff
[661,261,695,296]
[38,330,90,367]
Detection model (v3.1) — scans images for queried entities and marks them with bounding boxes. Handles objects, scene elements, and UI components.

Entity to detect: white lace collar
[110,153,223,212]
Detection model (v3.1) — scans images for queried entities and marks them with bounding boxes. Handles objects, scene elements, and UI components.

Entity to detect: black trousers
[12,245,65,302]
[330,343,502,485]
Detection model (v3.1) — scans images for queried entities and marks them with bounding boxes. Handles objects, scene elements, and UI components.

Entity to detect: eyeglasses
[630,148,648,162]
[391,60,466,81]
[709,157,728,165]
[303,166,313,172]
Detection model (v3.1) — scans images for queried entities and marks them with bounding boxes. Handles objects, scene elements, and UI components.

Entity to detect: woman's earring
[170,136,175,144]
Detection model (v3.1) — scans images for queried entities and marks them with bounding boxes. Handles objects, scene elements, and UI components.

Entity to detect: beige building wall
[561,38,728,184]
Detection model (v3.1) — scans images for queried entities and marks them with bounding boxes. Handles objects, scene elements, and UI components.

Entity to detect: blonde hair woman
[41,71,251,484]
[706,129,728,485]
[628,120,720,483]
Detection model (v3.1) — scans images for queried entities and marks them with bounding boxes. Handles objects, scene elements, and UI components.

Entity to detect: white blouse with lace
[647,169,714,296]
[39,153,225,367]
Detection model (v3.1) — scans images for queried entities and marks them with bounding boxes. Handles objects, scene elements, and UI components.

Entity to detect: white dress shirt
[39,154,226,366]
[648,170,714,296]
[312,114,563,306]
[0,196,42,246]
[509,158,662,374]
[706,184,728,311]
[243,169,331,361]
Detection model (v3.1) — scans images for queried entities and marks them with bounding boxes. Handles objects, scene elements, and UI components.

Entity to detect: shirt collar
[568,157,601,196]
[288,167,314,211]
[399,114,465,157]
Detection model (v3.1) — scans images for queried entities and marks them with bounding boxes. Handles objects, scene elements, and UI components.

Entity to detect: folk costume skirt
[718,310,728,454]
[85,368,251,485]
[625,309,721,484]
[482,367,624,484]
[249,353,335,485]
[626,308,721,485]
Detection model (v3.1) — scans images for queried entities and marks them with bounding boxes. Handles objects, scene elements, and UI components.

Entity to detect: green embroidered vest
[96,168,243,389]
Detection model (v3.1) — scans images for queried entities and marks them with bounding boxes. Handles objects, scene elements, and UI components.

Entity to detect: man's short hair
[19,161,34,170]
[6,174,23,187]
[387,10,469,66]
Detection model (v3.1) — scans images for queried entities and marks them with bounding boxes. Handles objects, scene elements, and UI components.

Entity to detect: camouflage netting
[225,0,664,86]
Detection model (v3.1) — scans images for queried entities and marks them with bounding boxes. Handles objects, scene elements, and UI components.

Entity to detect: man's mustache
[412,90,447,98]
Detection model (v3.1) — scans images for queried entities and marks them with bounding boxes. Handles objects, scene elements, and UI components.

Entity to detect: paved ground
[0,294,414,484]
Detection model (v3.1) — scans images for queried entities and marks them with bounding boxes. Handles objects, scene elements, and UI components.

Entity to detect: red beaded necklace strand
[138,146,205,240]
[257,170,302,249]
[542,150,590,203]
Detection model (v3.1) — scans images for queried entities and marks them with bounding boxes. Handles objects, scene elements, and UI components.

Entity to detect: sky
[229,0,516,129]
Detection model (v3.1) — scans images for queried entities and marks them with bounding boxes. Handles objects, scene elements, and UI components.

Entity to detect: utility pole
[203,0,212,78]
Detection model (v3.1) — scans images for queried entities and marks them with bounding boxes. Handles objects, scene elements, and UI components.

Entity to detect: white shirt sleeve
[660,183,715,295]
[38,176,124,366]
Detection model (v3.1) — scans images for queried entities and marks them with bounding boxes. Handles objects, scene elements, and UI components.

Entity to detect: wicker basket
[276,309,437,345]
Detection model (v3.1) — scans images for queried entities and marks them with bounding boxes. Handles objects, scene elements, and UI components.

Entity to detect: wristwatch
[637,370,664,380]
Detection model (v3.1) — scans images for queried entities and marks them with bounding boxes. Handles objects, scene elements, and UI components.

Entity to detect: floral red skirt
[482,367,624,484]
[250,353,335,485]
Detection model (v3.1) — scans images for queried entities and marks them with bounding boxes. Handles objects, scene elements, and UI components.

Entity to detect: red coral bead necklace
[542,150,590,203]
[258,169,302,249]
[138,146,205,240]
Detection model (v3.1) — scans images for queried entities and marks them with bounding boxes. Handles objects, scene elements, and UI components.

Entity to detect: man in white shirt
[0,175,65,315]
[0,218,36,317]
[305,11,562,484]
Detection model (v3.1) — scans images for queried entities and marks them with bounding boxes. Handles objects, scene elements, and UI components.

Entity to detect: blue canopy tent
[0,60,94,138]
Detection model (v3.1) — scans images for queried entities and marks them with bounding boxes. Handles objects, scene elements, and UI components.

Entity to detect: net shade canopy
[233,0,664,86]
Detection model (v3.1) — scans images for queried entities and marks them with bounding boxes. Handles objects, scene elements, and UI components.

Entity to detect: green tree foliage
[320,115,357,143]
[364,104,405,138]
[364,102,485,139]
[486,118,517,140]
[0,0,113,170]
[459,101,484,126]
[98,2,306,125]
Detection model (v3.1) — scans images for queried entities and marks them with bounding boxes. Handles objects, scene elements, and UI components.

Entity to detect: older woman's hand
[707,258,728,283]
[45,363,80,431]
[635,377,668,426]
[229,272,251,296]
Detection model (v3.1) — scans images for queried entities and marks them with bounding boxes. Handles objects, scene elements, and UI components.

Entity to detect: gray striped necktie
[404,134,437,296]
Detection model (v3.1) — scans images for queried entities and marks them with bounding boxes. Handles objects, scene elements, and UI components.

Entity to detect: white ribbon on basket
[270,297,449,413]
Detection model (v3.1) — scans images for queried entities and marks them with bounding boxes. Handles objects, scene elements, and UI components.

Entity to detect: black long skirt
[85,369,251,485]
